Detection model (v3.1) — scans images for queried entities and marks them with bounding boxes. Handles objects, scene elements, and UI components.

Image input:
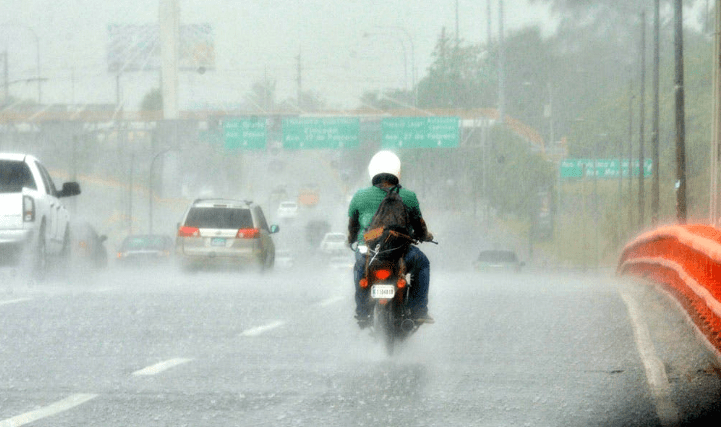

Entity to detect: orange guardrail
[617,224,721,354]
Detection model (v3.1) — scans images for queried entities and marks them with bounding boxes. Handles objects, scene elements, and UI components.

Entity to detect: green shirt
[347,185,423,244]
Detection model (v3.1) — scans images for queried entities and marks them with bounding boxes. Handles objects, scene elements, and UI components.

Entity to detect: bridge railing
[617,224,721,355]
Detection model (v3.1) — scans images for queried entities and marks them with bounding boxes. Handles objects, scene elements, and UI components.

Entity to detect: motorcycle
[356,237,435,355]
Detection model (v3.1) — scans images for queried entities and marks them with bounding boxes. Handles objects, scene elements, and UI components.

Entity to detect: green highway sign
[560,158,652,179]
[223,119,267,150]
[381,117,460,149]
[282,117,359,149]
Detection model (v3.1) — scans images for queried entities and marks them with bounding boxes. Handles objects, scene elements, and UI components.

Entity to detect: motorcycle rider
[347,150,434,328]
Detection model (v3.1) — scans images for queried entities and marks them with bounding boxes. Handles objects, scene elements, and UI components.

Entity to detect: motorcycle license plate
[370,284,395,299]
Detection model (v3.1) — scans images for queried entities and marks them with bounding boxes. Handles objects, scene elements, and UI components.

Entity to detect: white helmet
[368,150,401,181]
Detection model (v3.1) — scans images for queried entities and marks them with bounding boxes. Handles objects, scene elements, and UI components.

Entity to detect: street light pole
[149,149,176,234]
[389,27,416,106]
[674,0,687,223]
[367,27,415,105]
[32,28,40,104]
[0,24,41,104]
[639,11,646,228]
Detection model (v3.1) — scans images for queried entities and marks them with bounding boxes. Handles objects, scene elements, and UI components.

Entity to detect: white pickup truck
[0,153,81,279]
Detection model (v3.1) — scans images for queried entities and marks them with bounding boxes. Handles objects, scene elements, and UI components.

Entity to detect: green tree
[245,78,276,112]
[140,88,162,111]
[416,28,493,109]
[487,126,556,217]
[358,89,414,110]
[279,90,327,112]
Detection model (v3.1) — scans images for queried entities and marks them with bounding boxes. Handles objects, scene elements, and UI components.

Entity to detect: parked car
[70,220,108,270]
[117,234,174,266]
[320,232,348,254]
[176,198,279,271]
[473,249,525,273]
[0,153,81,279]
[276,201,299,219]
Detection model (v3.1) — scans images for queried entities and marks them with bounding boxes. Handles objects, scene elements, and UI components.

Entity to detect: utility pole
[652,0,661,226]
[486,0,492,47]
[628,78,635,233]
[455,0,460,45]
[675,0,687,223]
[639,11,647,229]
[2,51,7,104]
[498,0,506,123]
[710,0,721,224]
[159,0,180,120]
[296,52,302,110]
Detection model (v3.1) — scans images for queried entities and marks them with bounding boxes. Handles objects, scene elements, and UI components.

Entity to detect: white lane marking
[0,298,32,306]
[619,288,681,426]
[132,358,193,376]
[0,393,98,427]
[317,296,344,307]
[240,320,286,337]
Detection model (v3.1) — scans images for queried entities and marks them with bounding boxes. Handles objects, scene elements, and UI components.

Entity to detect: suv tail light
[236,228,260,239]
[22,195,35,222]
[178,226,200,237]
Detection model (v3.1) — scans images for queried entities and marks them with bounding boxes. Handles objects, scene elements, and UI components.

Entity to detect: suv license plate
[211,237,226,247]
[370,284,395,299]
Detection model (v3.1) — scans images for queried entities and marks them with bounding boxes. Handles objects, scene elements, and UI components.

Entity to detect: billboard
[107,24,215,73]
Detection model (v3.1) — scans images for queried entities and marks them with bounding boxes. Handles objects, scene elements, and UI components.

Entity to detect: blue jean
[353,245,430,316]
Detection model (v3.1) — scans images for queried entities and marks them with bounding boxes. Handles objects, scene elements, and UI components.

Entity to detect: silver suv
[176,199,279,271]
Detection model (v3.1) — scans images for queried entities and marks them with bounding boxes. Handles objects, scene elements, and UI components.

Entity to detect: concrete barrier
[618,224,721,355]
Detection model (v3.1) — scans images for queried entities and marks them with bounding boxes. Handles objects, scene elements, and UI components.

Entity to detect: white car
[276,201,299,219]
[319,232,348,254]
[0,153,81,279]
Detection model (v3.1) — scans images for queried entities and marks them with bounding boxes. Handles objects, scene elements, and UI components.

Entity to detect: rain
[1,1,721,426]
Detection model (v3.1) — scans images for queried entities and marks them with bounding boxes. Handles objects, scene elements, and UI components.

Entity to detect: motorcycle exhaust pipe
[401,318,416,332]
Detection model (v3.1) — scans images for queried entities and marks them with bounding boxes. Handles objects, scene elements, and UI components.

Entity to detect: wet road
[1,265,720,426]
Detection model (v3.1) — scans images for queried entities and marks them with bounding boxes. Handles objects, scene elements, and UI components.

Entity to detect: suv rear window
[0,160,37,193]
[122,236,172,250]
[185,207,254,229]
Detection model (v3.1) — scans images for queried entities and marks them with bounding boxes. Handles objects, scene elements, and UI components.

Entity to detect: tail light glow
[178,226,200,237]
[359,278,368,288]
[397,278,406,289]
[237,228,260,239]
[373,269,392,280]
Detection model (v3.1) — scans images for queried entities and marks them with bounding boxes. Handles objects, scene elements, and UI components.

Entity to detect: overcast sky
[0,0,558,110]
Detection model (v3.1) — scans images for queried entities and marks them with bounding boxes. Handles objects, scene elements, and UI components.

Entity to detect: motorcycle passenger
[347,150,434,328]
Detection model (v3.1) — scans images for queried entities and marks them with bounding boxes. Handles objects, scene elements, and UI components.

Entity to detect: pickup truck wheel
[60,228,70,259]
[32,226,47,281]
[55,227,71,277]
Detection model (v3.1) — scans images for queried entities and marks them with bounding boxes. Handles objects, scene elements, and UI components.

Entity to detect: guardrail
[617,224,721,355]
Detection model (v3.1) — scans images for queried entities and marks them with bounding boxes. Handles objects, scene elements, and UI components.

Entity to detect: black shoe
[355,313,371,329]
[413,312,435,324]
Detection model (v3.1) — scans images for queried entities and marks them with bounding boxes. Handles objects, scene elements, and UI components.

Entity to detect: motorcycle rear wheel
[373,302,396,356]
